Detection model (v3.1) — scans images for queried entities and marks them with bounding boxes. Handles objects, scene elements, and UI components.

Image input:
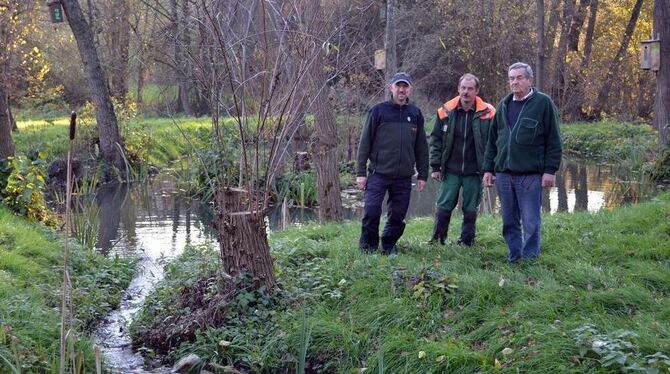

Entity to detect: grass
[131,194,670,373]
[0,206,135,373]
[561,121,658,166]
[13,115,213,169]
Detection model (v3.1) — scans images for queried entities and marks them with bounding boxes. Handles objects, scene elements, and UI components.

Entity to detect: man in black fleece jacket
[356,72,429,255]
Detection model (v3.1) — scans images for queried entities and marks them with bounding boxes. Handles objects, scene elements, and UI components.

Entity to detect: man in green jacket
[429,73,495,246]
[482,62,562,263]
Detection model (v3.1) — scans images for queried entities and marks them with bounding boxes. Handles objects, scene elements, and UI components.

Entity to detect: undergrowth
[131,195,670,373]
[0,206,135,373]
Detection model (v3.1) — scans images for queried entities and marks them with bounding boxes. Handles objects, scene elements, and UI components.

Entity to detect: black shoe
[360,245,378,254]
[456,239,473,247]
[381,246,397,256]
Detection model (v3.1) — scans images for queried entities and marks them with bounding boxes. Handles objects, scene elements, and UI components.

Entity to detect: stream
[85,157,663,373]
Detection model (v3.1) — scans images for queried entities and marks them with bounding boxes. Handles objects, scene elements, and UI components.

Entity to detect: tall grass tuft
[296,310,312,374]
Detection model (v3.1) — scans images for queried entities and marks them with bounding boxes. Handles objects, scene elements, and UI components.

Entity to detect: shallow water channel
[85,157,663,373]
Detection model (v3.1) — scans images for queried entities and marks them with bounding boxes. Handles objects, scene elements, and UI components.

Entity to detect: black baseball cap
[389,72,412,85]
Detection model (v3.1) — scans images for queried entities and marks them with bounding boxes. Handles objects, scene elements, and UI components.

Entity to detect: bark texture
[216,188,275,291]
[591,0,644,120]
[654,0,670,146]
[61,0,124,171]
[0,85,15,159]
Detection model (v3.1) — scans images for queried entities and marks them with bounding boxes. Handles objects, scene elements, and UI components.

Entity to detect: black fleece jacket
[357,99,429,180]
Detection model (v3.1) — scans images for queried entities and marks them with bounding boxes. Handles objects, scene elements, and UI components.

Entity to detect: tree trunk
[7,94,17,131]
[311,84,343,222]
[303,2,344,223]
[544,0,562,94]
[552,0,576,107]
[216,188,275,291]
[0,85,15,159]
[535,0,545,91]
[653,0,670,147]
[562,0,591,120]
[384,0,397,83]
[172,0,193,115]
[61,0,124,172]
[591,0,644,120]
[109,0,130,100]
[569,0,598,120]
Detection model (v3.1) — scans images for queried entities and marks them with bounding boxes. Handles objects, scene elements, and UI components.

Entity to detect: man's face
[458,78,479,108]
[389,81,411,105]
[508,68,532,97]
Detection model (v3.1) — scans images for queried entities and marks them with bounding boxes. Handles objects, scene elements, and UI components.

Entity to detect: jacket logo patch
[407,116,411,122]
[442,124,448,132]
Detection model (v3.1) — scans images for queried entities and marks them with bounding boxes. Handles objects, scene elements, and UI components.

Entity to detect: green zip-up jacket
[430,96,495,174]
[357,99,429,180]
[483,90,562,175]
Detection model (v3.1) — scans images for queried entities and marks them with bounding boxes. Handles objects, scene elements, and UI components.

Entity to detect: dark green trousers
[435,173,482,212]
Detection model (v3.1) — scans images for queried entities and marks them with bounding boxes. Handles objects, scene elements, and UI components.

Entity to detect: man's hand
[483,172,495,187]
[416,179,426,192]
[356,176,367,190]
[431,171,442,182]
[541,173,555,188]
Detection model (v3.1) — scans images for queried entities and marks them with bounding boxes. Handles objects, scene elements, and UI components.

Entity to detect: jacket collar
[388,97,410,108]
[443,96,489,113]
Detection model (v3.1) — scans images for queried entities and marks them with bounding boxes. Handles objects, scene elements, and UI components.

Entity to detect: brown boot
[429,208,451,245]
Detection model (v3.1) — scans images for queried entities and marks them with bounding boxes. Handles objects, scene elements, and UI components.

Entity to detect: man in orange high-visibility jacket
[429,73,495,246]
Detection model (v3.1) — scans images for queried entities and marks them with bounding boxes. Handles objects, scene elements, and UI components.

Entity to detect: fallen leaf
[219,340,232,348]
[436,355,445,363]
[502,347,513,355]
[418,351,426,359]
[495,358,502,368]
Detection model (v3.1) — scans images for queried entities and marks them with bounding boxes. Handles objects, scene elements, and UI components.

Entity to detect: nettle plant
[573,324,670,373]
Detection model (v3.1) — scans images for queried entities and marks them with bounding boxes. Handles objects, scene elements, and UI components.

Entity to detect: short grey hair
[458,73,480,89]
[508,62,533,79]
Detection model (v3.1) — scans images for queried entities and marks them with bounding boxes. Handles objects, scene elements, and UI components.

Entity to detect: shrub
[1,152,57,226]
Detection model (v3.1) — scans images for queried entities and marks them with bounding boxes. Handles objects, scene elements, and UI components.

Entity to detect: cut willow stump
[215,188,275,291]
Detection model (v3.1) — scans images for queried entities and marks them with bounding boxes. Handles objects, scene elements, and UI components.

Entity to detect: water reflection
[85,179,215,374]
[358,158,659,222]
[268,158,662,228]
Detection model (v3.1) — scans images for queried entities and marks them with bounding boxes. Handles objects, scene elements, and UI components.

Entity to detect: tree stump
[215,188,275,291]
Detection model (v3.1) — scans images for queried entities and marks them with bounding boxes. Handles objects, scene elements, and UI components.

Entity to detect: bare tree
[384,0,397,83]
[193,0,333,290]
[535,0,545,91]
[61,0,125,172]
[591,0,644,120]
[108,0,130,100]
[305,2,343,222]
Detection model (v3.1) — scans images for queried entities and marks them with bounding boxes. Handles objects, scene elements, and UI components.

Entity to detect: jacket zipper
[397,106,403,178]
[461,111,470,174]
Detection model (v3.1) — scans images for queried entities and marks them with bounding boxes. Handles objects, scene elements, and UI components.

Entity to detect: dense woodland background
[0,0,659,123]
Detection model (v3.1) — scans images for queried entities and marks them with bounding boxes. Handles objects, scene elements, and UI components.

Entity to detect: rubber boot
[458,211,477,246]
[429,208,451,245]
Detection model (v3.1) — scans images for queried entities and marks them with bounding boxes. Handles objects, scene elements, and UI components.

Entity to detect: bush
[0,151,57,226]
